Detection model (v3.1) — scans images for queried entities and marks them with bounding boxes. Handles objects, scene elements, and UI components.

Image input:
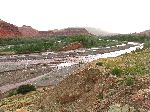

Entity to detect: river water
[0,42,144,93]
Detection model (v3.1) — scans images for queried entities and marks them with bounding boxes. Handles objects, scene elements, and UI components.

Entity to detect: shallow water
[0,42,144,93]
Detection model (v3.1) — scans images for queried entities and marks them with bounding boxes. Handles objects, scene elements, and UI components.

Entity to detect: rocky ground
[0,43,140,94]
[0,48,149,112]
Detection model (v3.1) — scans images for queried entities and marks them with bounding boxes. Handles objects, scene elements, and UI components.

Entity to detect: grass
[124,76,135,86]
[0,89,44,111]
[98,48,150,76]
[111,67,122,77]
[104,34,150,43]
[144,40,150,48]
[96,62,103,66]
[0,35,124,54]
[104,34,150,48]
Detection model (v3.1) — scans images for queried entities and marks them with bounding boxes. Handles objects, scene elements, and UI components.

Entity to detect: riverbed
[0,42,143,93]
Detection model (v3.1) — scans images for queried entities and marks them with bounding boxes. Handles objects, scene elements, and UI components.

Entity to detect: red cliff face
[0,19,21,38]
[18,25,39,37]
[0,19,92,38]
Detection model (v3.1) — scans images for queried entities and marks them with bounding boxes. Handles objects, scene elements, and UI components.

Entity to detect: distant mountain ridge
[0,19,92,38]
[139,29,150,35]
[1,19,142,38]
[85,27,118,36]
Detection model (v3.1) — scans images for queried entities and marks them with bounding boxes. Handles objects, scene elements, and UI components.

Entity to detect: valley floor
[0,47,149,112]
[0,43,138,93]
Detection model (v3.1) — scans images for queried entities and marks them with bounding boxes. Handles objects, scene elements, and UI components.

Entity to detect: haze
[0,0,150,34]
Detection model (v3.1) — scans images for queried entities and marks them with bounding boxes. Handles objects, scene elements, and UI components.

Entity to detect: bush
[112,67,122,77]
[98,93,104,100]
[124,76,135,86]
[17,84,36,94]
[144,40,150,48]
[96,62,103,66]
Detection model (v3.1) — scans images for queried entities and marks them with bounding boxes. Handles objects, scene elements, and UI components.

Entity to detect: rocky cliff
[18,25,39,37]
[0,19,92,38]
[0,19,21,37]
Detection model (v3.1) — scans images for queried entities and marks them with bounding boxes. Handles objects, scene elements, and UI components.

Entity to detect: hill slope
[85,27,118,36]
[0,48,150,112]
[0,19,21,37]
[18,25,39,37]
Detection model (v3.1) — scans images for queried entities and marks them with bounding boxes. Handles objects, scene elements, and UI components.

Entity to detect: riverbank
[0,47,149,112]
[0,42,143,93]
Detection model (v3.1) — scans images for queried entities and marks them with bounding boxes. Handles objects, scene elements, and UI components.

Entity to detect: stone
[16,109,29,112]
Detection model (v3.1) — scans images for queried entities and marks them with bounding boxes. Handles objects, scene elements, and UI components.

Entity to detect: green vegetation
[8,84,36,97]
[111,67,122,77]
[98,92,104,100]
[104,34,150,48]
[99,48,150,76]
[124,76,135,86]
[17,84,36,95]
[144,40,150,48]
[0,35,124,54]
[105,34,150,43]
[96,62,103,66]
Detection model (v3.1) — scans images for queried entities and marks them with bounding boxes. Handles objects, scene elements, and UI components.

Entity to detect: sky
[0,0,150,34]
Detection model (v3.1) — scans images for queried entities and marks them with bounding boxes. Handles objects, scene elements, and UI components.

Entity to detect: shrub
[144,40,150,48]
[17,84,36,94]
[98,93,104,100]
[124,76,135,86]
[112,67,122,77]
[96,62,103,66]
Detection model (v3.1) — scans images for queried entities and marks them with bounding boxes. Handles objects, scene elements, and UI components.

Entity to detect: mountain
[18,25,39,37]
[0,19,93,38]
[85,27,118,36]
[52,27,92,36]
[139,29,150,35]
[0,19,21,37]
[0,19,115,38]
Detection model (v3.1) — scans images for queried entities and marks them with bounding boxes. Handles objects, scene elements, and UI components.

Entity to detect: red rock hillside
[0,19,21,38]
[18,25,39,37]
[38,28,92,37]
[38,31,54,37]
[60,42,83,51]
[0,19,92,38]
[139,29,150,35]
